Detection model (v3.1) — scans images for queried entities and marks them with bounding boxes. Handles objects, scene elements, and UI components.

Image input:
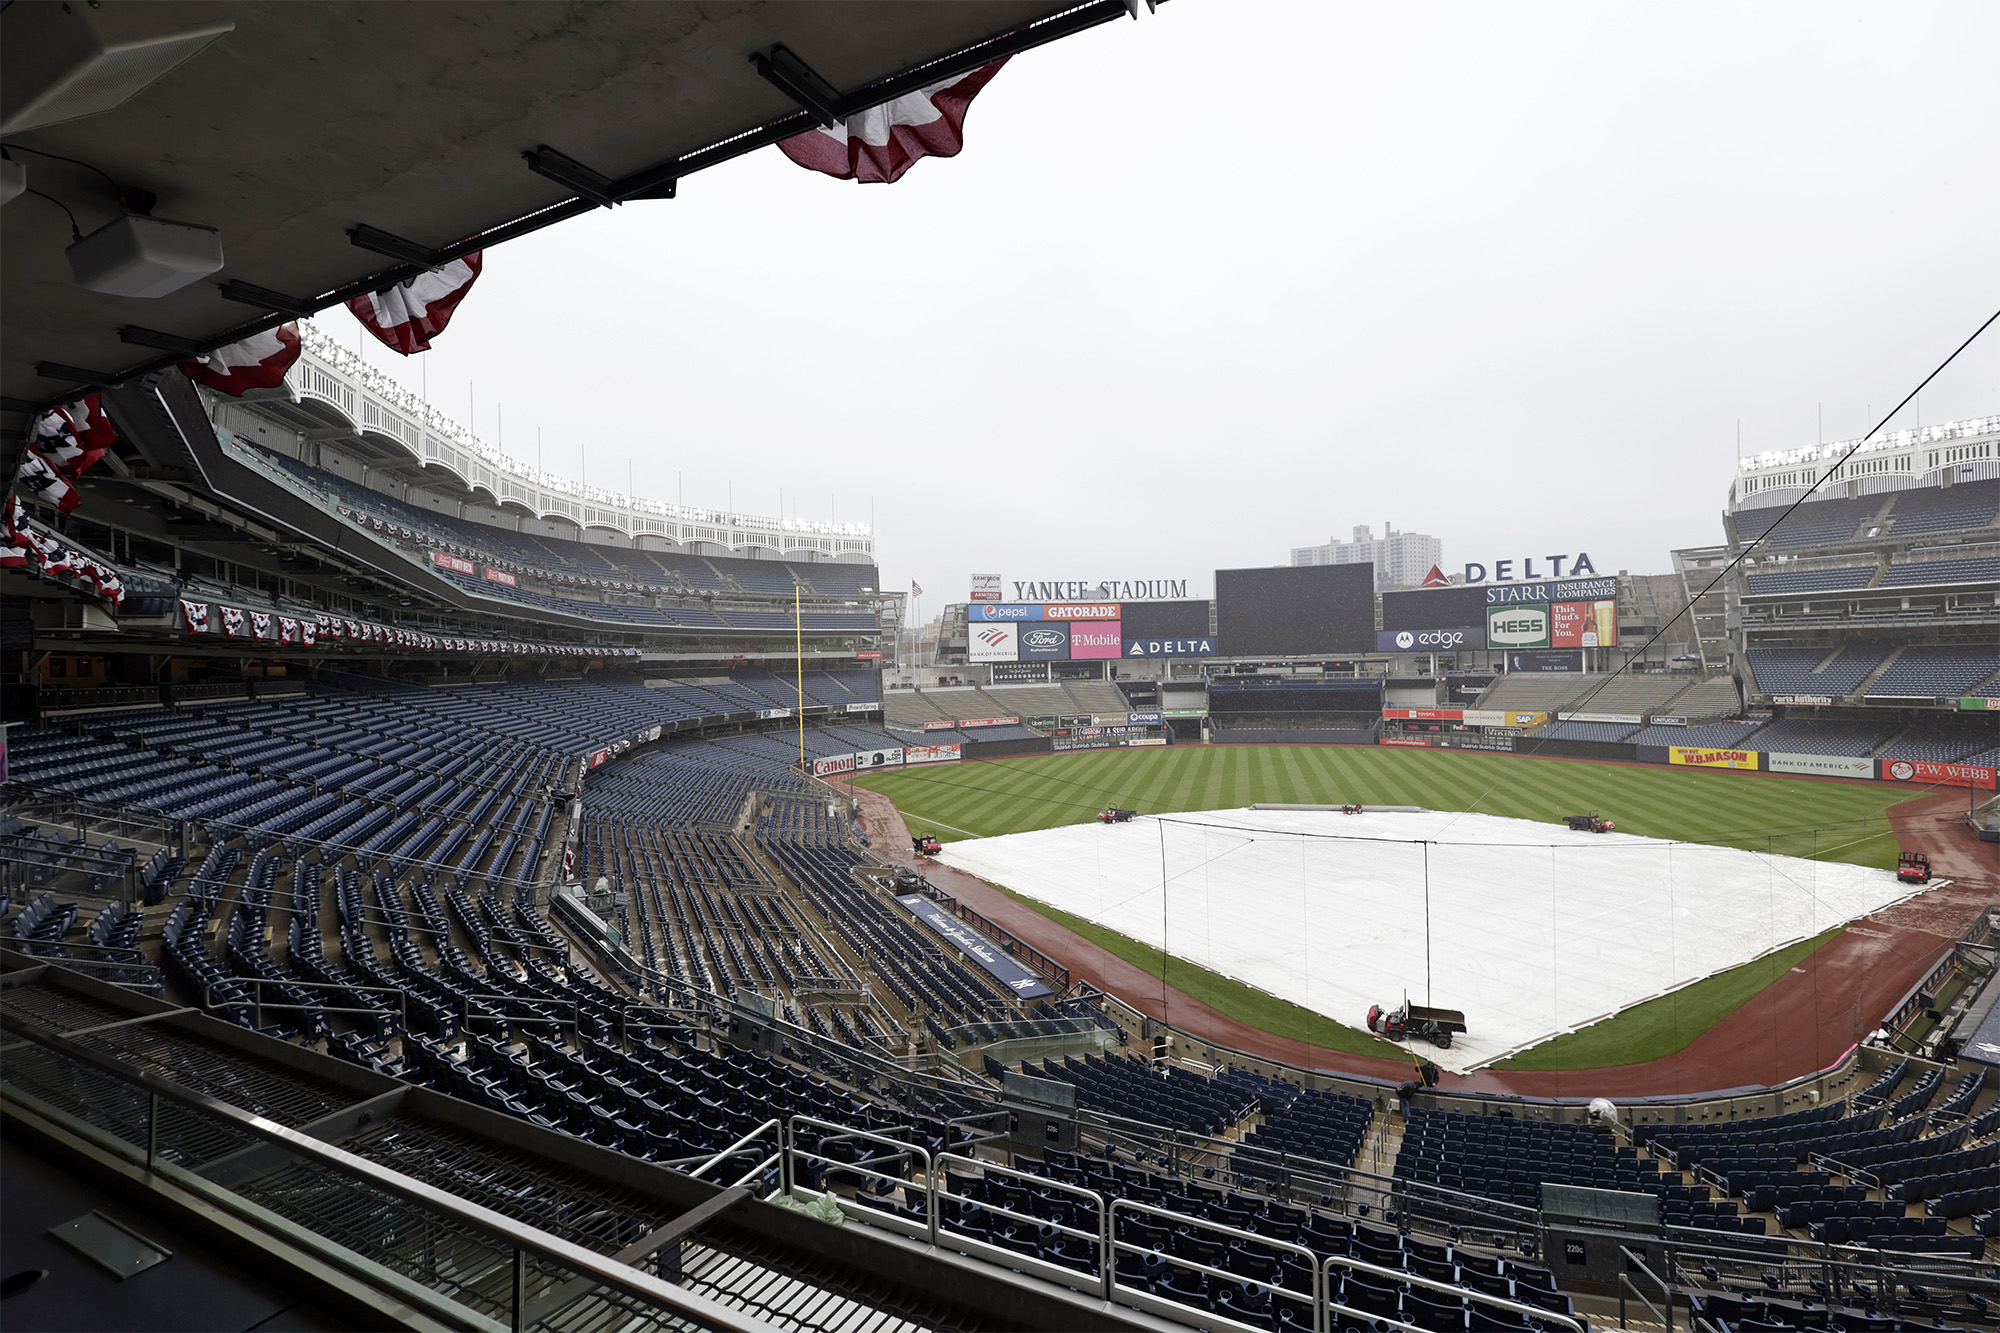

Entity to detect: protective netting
[936,808,1926,1072]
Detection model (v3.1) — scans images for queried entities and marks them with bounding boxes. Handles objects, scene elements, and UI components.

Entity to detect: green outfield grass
[854,745,1921,1070]
[856,744,1911,867]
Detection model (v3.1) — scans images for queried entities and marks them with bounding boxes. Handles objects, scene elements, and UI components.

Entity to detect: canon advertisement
[1375,626,1485,652]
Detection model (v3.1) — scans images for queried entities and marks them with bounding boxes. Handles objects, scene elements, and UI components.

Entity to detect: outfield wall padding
[963,737,1053,761]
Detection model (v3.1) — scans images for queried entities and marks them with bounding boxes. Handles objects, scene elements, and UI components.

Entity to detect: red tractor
[912,834,942,856]
[1564,813,1617,834]
[1896,850,1931,884]
[1096,807,1137,824]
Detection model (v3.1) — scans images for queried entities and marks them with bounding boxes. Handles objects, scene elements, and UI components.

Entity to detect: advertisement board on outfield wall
[1668,747,1762,770]
[1069,622,1123,659]
[1018,624,1071,660]
[1122,636,1218,658]
[1766,753,1875,778]
[1880,759,1997,790]
[1487,605,1550,648]
[905,744,962,764]
[968,624,1018,662]
[1550,600,1618,648]
[1960,697,2000,711]
[813,754,856,777]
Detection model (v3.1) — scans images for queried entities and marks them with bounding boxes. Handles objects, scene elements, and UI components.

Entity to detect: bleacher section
[1732,495,1885,549]
[1866,646,2000,700]
[1476,673,1606,713]
[254,444,879,605]
[1746,565,1878,594]
[1746,644,1893,698]
[1537,720,1639,742]
[1671,676,1743,718]
[1884,479,2000,539]
[1879,555,2000,587]
[1747,714,1900,757]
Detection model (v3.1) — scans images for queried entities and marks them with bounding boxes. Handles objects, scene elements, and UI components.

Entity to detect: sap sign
[1486,605,1550,648]
[1123,636,1217,658]
[1463,554,1597,584]
[1375,626,1485,652]
[1019,625,1071,660]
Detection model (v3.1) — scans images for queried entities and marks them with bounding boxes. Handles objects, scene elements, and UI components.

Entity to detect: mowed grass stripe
[855,746,1922,1071]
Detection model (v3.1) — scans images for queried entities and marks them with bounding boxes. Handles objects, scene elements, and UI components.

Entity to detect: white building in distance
[1290,524,1442,591]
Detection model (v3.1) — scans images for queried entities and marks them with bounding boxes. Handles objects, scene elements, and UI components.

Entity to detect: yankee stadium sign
[1010,579,1189,601]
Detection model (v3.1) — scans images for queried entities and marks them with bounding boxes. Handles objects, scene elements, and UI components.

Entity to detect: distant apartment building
[1290,524,1442,591]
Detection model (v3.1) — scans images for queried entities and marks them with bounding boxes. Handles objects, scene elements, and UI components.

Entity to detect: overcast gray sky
[320,0,2000,613]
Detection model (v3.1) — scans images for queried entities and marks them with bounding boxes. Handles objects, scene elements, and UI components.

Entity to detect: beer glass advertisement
[1550,599,1619,648]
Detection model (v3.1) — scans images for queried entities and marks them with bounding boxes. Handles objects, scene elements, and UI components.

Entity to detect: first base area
[935,808,1930,1072]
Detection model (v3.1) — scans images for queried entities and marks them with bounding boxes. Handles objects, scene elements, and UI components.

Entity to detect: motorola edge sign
[1375,626,1485,652]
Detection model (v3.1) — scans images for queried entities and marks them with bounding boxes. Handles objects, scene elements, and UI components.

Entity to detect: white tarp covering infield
[935,808,1932,1072]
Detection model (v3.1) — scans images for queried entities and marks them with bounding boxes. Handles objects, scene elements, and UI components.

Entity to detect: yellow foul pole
[795,582,805,773]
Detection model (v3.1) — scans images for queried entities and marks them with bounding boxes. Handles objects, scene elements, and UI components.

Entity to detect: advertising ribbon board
[895,895,1052,998]
[1959,697,2000,711]
[1668,747,1762,770]
[430,550,476,575]
[1772,695,1835,706]
[1380,737,1434,748]
[1880,759,1997,790]
[922,720,957,731]
[1767,753,1875,778]
[958,716,1020,729]
[1383,708,1462,720]
[480,566,517,586]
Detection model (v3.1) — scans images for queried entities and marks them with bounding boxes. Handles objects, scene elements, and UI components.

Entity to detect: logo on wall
[1487,605,1550,648]
[1022,629,1064,649]
[1888,760,1916,781]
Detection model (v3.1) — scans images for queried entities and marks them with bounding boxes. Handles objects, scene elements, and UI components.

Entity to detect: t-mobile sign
[1069,621,1123,659]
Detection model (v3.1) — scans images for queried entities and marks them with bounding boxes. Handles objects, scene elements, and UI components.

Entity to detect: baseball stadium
[2,5,1997,1333]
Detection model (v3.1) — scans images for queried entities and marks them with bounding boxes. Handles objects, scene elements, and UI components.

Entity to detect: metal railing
[774,1117,1587,1333]
[0,1022,778,1333]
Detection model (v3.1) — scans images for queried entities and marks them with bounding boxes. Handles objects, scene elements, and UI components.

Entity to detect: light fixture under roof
[1,5,233,136]
[67,213,223,298]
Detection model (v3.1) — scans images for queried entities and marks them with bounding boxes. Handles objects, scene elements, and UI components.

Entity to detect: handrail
[0,1019,779,1333]
[688,1117,782,1184]
[1619,1243,1676,1330]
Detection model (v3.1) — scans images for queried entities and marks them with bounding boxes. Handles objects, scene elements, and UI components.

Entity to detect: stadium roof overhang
[1,0,1128,418]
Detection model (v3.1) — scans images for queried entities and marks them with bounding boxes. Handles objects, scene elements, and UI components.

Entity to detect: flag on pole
[347,253,483,355]
[911,580,924,595]
[778,59,1007,184]
[181,322,303,395]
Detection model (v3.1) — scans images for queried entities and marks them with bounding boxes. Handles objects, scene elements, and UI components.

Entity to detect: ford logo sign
[1023,629,1063,648]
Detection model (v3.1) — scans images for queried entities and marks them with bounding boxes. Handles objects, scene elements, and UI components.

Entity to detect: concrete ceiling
[1,0,1121,413]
